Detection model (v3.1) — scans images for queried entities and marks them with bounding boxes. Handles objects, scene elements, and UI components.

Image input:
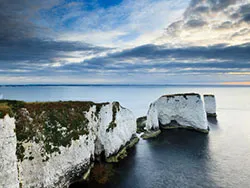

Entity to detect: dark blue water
[1,85,250,187]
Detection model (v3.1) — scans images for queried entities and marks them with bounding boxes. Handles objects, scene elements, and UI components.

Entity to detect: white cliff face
[97,103,136,157]
[18,127,96,188]
[204,95,217,116]
[0,102,136,188]
[145,103,159,130]
[146,94,209,132]
[15,104,100,187]
[0,115,19,188]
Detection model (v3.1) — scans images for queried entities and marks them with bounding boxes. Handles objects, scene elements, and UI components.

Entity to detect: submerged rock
[204,94,217,117]
[146,93,209,134]
[0,100,137,188]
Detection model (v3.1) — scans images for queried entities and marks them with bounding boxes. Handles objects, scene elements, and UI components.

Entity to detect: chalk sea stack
[0,100,138,188]
[145,93,209,134]
[204,94,217,117]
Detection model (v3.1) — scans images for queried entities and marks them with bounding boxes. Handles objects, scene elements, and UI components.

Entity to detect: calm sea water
[1,85,250,187]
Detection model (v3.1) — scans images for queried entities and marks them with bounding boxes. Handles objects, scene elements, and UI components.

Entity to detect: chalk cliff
[204,94,217,117]
[0,101,137,188]
[146,93,209,133]
[0,115,19,188]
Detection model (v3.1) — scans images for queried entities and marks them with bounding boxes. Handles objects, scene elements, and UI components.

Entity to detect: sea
[1,85,250,188]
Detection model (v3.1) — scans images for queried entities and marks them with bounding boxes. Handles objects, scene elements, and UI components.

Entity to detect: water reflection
[144,129,217,188]
[207,117,219,131]
[70,147,140,188]
[207,117,218,125]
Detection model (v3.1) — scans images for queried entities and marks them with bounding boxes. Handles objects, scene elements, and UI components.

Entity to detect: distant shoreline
[0,84,249,87]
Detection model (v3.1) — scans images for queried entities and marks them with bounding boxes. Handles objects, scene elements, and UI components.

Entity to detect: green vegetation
[127,136,140,148]
[106,147,127,163]
[207,113,217,117]
[141,129,161,139]
[0,100,108,161]
[82,163,94,181]
[106,102,120,132]
[106,135,139,163]
[0,103,11,118]
[0,100,25,118]
[162,93,201,100]
[204,94,215,97]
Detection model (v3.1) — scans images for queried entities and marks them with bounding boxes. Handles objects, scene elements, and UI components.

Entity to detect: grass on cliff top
[0,100,109,161]
[204,94,215,97]
[0,100,25,118]
[161,93,201,99]
[0,100,108,118]
[0,103,12,118]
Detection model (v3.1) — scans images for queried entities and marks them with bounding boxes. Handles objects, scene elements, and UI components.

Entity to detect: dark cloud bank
[0,0,108,63]
[59,43,250,72]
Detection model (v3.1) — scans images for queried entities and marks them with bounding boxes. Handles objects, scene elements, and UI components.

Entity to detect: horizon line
[0,82,250,87]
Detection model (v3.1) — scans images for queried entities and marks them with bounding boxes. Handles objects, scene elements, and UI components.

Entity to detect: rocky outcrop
[106,135,139,162]
[136,116,162,139]
[204,94,217,117]
[0,100,137,188]
[136,116,147,133]
[146,93,209,133]
[141,130,161,139]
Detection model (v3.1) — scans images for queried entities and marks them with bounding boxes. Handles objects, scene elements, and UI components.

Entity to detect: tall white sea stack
[204,94,217,117]
[146,93,209,133]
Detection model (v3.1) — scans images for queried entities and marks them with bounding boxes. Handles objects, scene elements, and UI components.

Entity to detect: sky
[0,0,250,84]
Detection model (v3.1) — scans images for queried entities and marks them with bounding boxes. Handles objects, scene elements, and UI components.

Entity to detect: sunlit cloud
[228,72,250,75]
[156,0,250,47]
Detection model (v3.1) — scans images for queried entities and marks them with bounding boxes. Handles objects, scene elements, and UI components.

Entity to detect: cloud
[0,0,61,41]
[231,28,250,38]
[1,0,250,84]
[185,19,207,28]
[53,0,189,47]
[2,39,250,84]
[242,13,250,21]
[0,0,111,71]
[214,21,233,29]
[156,0,250,46]
[0,0,188,69]
[40,43,250,79]
[0,39,108,62]
[108,43,250,62]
